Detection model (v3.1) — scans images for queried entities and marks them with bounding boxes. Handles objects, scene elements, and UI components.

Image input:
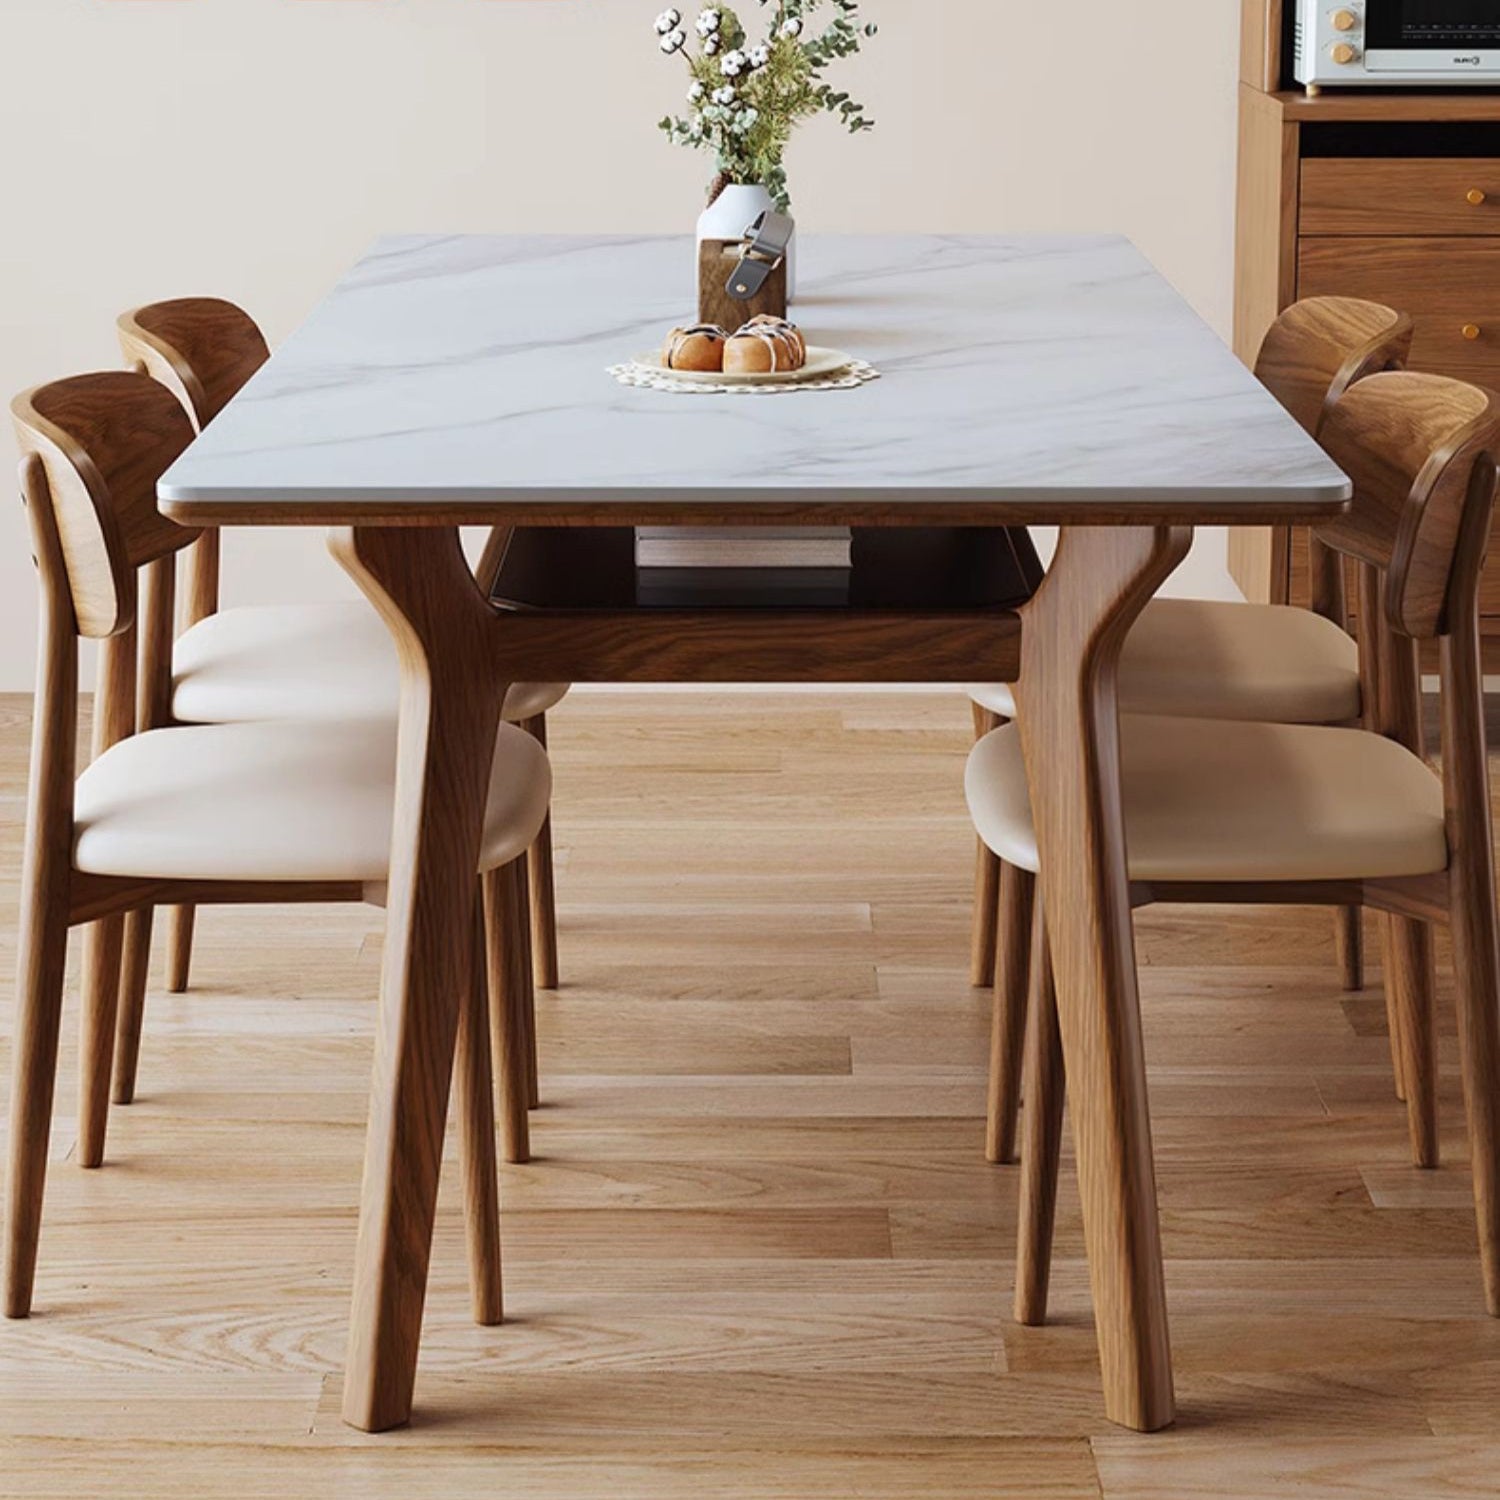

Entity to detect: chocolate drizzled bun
[662,324,727,372]
[723,319,806,375]
[745,315,807,365]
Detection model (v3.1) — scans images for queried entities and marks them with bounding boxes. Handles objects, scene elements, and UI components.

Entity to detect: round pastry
[746,314,807,366]
[662,324,727,372]
[723,321,803,375]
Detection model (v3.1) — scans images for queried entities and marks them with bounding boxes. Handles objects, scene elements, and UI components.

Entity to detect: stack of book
[633,526,854,605]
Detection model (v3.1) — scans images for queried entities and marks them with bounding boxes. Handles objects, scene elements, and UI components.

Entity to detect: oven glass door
[1367,0,1500,69]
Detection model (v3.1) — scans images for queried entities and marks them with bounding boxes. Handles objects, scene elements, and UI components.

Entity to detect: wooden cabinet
[1233,8,1500,644]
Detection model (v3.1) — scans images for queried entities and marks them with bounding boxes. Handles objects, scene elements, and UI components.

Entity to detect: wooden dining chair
[966,370,1500,1326]
[3,371,549,1319]
[969,296,1416,1166]
[116,298,563,1128]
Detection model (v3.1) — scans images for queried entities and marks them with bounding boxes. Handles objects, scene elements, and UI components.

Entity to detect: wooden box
[698,239,788,329]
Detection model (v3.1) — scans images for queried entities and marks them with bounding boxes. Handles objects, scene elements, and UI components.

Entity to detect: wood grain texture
[327,525,508,1433]
[1014,907,1064,1328]
[10,374,198,637]
[76,628,136,1169]
[9,687,1500,1491]
[522,713,560,992]
[1301,159,1500,238]
[1013,524,1193,1432]
[485,858,533,1165]
[454,891,503,1328]
[117,299,270,430]
[1438,451,1500,1314]
[2,456,81,1317]
[1298,237,1500,388]
[969,704,1003,990]
[984,863,1034,1166]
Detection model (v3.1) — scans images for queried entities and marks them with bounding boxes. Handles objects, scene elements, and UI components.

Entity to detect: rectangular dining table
[158,232,1351,1434]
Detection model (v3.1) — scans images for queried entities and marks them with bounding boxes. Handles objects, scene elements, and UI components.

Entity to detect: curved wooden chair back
[12,373,197,640]
[117,299,269,431]
[11,372,199,844]
[1317,371,1500,642]
[116,299,269,633]
[1255,296,1413,438]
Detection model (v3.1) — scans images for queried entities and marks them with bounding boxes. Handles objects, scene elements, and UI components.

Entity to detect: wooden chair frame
[114,299,557,1131]
[1007,370,1500,1328]
[1,373,531,1323]
[974,297,1418,1167]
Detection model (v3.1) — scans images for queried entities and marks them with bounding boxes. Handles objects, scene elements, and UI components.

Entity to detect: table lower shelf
[486,527,1034,683]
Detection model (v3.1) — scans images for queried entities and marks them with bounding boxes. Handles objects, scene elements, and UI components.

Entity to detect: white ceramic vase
[696,182,796,302]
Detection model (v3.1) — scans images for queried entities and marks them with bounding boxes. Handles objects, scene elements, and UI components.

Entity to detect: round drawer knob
[1463,324,1483,341]
[1332,9,1357,30]
[1469,188,1489,206]
[1331,42,1358,64]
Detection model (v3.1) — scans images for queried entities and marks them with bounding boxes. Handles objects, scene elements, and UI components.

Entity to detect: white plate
[631,345,854,386]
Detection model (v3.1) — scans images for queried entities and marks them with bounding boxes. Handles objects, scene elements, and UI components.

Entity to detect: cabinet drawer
[1301,159,1500,236]
[1297,237,1500,385]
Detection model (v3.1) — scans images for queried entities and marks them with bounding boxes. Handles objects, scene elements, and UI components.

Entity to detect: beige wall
[0,0,1242,689]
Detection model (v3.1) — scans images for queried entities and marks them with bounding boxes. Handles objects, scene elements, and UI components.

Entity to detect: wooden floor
[3,690,1500,1496]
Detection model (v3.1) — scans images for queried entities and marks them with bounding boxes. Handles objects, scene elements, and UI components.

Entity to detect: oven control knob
[1331,42,1359,64]
[1331,9,1358,31]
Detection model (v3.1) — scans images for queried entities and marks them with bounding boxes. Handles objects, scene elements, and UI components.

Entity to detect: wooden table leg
[1013,524,1190,1434]
[329,526,507,1434]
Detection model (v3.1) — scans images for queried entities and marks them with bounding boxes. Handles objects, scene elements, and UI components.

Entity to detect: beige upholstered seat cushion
[968,599,1361,725]
[74,720,550,883]
[966,716,1446,883]
[173,603,568,726]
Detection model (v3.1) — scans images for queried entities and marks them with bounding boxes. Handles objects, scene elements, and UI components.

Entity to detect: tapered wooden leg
[1335,905,1363,992]
[1015,524,1188,1433]
[77,916,125,1168]
[1376,915,1409,1103]
[331,525,509,1433]
[522,714,560,993]
[970,703,1002,988]
[484,859,533,1163]
[1387,916,1438,1169]
[3,905,70,1318]
[1016,905,1065,1327]
[985,862,1036,1164]
[4,530,77,1319]
[456,890,503,1327]
[111,906,153,1106]
[166,904,196,993]
[516,856,539,1109]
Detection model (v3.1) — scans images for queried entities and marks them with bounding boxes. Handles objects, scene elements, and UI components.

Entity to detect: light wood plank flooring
[3,689,1499,1496]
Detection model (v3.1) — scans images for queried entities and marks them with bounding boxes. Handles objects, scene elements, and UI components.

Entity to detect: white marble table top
[159,234,1350,526]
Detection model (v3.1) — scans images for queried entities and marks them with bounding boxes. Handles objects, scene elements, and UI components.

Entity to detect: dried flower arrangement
[655,2,877,210]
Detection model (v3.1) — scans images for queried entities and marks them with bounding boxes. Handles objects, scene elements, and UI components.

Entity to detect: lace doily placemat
[608,359,881,395]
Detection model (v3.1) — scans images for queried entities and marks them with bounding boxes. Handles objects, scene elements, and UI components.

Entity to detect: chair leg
[111,906,154,1106]
[1015,905,1065,1327]
[1387,916,1439,1169]
[522,714,560,993]
[78,916,126,1169]
[1377,915,1409,1103]
[515,856,540,1109]
[3,879,71,1318]
[166,904,196,994]
[1450,878,1500,1315]
[985,862,1036,1164]
[1334,905,1363,992]
[455,889,504,1327]
[483,859,533,1163]
[969,704,1002,988]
